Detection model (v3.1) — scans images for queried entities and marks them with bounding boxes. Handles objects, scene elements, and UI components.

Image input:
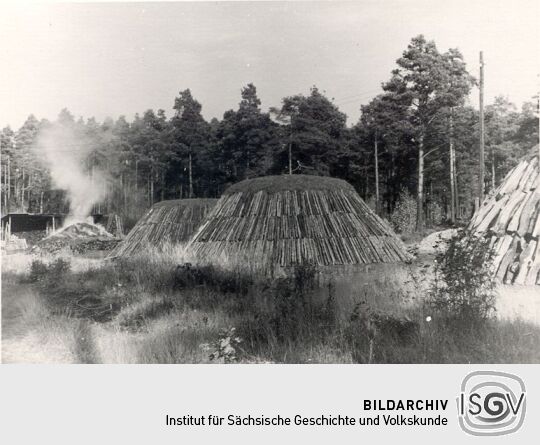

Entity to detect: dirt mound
[34,222,119,254]
[417,229,457,255]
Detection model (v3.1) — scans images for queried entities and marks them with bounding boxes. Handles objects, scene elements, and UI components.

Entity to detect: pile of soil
[417,229,458,255]
[33,222,120,254]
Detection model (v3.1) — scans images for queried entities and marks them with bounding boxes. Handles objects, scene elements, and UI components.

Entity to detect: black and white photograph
[1,0,539,369]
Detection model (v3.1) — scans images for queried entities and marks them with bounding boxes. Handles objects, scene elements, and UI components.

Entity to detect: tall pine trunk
[449,113,455,224]
[491,146,496,191]
[453,158,459,219]
[188,151,194,198]
[288,142,292,175]
[150,169,154,206]
[7,156,10,204]
[416,133,425,232]
[374,130,380,215]
[2,164,6,213]
[21,168,25,212]
[161,170,165,201]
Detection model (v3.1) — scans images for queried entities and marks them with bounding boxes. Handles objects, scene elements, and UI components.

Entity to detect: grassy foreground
[2,252,540,364]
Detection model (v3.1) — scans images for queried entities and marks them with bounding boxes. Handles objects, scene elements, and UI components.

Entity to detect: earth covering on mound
[224,174,356,195]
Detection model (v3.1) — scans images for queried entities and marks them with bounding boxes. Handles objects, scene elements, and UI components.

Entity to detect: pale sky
[1,0,539,130]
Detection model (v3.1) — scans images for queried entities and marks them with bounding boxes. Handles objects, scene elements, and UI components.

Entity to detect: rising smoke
[36,121,108,226]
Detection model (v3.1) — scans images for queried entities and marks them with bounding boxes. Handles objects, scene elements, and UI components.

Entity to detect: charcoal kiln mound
[108,198,217,258]
[184,174,409,273]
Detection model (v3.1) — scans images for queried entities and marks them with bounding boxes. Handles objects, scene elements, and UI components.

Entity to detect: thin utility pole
[479,51,485,204]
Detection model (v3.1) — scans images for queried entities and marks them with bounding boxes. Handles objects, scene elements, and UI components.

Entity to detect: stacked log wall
[469,154,539,285]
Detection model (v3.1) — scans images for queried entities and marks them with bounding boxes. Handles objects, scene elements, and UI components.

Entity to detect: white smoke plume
[36,122,108,226]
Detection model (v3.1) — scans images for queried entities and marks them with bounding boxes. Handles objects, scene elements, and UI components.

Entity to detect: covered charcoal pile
[108,198,217,258]
[468,147,539,285]
[184,175,410,273]
[34,221,119,254]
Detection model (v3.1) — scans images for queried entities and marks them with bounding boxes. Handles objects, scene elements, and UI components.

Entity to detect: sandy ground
[1,281,75,364]
[1,251,103,364]
[496,285,540,325]
[1,250,538,363]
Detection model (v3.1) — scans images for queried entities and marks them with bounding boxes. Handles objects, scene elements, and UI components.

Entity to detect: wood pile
[468,149,539,285]
[185,175,409,273]
[0,233,28,252]
[34,222,118,254]
[108,199,217,258]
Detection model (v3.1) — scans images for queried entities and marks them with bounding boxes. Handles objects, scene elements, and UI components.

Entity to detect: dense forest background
[1,36,538,231]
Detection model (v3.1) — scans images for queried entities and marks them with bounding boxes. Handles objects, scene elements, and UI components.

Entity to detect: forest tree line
[1,35,538,231]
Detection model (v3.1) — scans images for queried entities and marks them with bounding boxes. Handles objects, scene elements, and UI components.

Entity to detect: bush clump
[426,229,497,328]
[390,189,417,233]
[28,258,71,283]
